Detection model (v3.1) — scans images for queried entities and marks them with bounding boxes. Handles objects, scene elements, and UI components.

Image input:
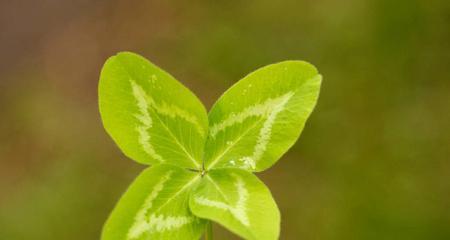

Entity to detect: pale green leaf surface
[102,164,205,240]
[99,53,322,239]
[99,52,208,168]
[189,169,280,240]
[205,61,321,171]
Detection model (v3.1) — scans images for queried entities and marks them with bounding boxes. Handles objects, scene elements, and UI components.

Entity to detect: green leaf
[99,52,208,169]
[102,164,205,240]
[189,169,280,240]
[204,61,321,171]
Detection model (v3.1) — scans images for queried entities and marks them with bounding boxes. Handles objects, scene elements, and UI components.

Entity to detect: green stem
[205,221,213,240]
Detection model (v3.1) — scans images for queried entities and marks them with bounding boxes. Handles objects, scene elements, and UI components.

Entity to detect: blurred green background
[1,0,449,239]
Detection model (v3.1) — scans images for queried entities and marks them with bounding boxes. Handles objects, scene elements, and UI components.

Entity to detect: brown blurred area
[1,0,449,239]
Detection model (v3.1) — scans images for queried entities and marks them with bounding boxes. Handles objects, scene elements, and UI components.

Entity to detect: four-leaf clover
[99,52,321,240]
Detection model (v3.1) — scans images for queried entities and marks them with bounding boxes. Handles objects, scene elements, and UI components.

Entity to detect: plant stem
[205,221,213,240]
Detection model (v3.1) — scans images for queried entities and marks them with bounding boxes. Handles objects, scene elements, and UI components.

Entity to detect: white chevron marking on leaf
[128,214,193,239]
[128,171,173,239]
[148,214,193,232]
[131,78,205,137]
[130,79,205,163]
[209,92,294,138]
[141,77,205,136]
[131,80,164,162]
[195,174,250,226]
[238,92,293,170]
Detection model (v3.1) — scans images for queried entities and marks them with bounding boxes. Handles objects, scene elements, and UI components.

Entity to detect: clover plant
[99,52,321,240]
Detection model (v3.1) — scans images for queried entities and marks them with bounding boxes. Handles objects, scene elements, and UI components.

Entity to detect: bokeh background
[1,0,449,239]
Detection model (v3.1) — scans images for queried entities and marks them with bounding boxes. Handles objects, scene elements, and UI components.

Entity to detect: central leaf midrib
[206,175,231,203]
[151,109,201,168]
[117,56,201,169]
[148,174,200,216]
[205,174,257,239]
[206,116,267,170]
